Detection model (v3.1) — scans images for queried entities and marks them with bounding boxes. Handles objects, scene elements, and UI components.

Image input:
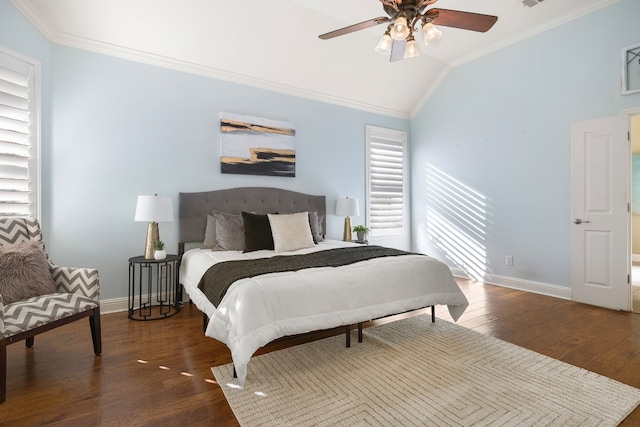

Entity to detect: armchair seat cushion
[3,293,98,338]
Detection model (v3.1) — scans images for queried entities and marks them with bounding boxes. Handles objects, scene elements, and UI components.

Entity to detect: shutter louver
[0,56,34,217]
[367,127,406,235]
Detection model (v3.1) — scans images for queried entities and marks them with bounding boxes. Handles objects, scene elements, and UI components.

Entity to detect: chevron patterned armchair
[0,217,101,403]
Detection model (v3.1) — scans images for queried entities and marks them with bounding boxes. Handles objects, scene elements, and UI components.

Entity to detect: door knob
[573,218,591,224]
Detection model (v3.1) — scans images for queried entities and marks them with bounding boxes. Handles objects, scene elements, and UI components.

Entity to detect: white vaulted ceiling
[11,0,617,118]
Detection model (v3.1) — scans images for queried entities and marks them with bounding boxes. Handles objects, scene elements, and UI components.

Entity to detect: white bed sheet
[179,240,469,384]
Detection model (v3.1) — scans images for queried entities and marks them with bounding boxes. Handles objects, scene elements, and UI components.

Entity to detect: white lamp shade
[134,195,174,222]
[336,198,360,217]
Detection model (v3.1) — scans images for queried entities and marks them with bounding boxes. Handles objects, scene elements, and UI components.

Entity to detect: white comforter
[179,240,468,384]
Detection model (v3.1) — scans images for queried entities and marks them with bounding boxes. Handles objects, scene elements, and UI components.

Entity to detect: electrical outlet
[505,255,513,266]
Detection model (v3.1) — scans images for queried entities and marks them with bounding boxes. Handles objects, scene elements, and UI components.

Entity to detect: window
[365,125,407,237]
[0,47,39,217]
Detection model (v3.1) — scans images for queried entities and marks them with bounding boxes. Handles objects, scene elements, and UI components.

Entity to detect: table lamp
[135,194,174,259]
[336,197,359,241]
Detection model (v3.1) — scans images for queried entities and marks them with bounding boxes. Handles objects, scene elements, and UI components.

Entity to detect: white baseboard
[100,272,569,314]
[99,271,570,315]
[100,297,130,314]
[100,295,187,316]
[449,268,571,300]
[633,254,640,263]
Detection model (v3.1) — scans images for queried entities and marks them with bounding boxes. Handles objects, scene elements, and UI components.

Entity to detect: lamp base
[342,216,352,241]
[144,222,159,259]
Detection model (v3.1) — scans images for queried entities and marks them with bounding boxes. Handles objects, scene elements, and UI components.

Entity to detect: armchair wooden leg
[90,306,102,356]
[0,338,6,404]
[25,337,34,348]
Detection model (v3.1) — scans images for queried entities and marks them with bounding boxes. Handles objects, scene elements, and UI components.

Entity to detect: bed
[178,187,469,384]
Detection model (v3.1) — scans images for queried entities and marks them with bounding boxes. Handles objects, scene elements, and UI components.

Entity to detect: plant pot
[356,231,367,241]
[154,249,166,260]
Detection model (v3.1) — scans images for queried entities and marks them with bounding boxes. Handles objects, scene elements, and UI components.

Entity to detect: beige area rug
[212,316,640,427]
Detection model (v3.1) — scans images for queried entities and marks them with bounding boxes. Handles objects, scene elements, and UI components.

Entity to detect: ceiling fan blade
[428,8,498,33]
[319,17,390,40]
[390,39,406,62]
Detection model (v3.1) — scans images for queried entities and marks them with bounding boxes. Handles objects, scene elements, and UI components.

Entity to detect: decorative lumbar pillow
[214,211,245,251]
[202,214,217,249]
[0,241,57,304]
[268,212,316,253]
[242,212,275,252]
[308,211,324,243]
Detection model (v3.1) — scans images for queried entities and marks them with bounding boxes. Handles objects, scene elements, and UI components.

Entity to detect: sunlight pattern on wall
[425,164,490,281]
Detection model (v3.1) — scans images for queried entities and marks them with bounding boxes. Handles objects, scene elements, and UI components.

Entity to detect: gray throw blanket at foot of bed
[198,246,417,306]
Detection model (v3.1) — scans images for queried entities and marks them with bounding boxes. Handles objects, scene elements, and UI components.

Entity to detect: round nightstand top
[128,254,180,263]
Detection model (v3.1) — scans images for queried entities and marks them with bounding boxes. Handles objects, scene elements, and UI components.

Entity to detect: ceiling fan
[319,0,498,61]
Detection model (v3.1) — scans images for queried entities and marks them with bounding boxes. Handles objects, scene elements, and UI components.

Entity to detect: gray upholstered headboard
[178,187,326,251]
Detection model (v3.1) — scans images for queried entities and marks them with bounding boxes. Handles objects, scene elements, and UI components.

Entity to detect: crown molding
[10,0,410,120]
[61,32,412,119]
[449,0,619,68]
[10,0,53,40]
[13,0,617,121]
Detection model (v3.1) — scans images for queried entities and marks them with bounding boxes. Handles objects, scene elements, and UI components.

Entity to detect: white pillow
[268,212,315,253]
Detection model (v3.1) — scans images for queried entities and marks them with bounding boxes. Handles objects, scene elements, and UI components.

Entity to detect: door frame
[624,107,640,289]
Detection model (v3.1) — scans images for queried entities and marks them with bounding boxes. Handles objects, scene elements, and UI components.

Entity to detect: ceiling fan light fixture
[404,35,421,59]
[317,2,499,62]
[390,16,411,41]
[375,31,393,55]
[422,22,443,46]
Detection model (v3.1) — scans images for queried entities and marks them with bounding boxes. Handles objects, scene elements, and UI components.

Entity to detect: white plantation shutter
[366,125,406,236]
[0,48,38,217]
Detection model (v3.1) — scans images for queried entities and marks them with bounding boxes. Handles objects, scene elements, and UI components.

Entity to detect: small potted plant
[352,225,370,242]
[154,240,167,260]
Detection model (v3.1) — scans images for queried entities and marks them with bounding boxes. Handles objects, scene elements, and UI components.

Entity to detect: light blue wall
[411,0,640,288]
[1,1,409,300]
[48,49,409,300]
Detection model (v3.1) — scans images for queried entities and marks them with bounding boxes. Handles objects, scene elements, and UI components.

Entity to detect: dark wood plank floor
[1,278,639,426]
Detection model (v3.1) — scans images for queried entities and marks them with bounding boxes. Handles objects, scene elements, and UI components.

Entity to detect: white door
[571,116,630,311]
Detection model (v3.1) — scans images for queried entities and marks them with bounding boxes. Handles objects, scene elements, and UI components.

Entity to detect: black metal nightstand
[128,255,180,320]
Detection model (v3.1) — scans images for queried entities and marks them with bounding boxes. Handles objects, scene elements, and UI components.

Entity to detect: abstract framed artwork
[220,112,296,177]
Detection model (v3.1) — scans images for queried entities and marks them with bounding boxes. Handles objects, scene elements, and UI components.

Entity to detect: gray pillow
[214,211,245,251]
[0,241,58,304]
[308,211,324,243]
[202,214,217,249]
